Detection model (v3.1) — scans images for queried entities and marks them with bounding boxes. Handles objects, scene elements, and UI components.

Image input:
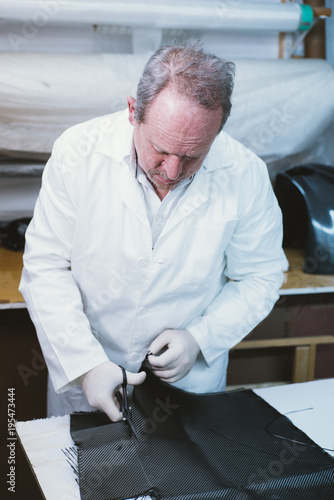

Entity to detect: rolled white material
[224,58,334,165]
[0,52,150,156]
[0,53,333,220]
[0,0,307,32]
[0,52,333,165]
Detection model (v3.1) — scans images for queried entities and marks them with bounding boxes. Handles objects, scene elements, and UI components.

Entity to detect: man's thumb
[126,370,146,386]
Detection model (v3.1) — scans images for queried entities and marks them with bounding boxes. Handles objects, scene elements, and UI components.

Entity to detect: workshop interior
[1,1,334,499]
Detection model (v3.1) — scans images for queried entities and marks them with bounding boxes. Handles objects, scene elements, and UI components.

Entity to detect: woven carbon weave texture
[70,371,334,500]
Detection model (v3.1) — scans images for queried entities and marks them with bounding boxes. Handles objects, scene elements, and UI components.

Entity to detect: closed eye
[152,145,201,162]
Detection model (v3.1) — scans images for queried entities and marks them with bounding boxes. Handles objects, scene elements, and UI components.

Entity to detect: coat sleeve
[186,159,288,366]
[19,135,109,393]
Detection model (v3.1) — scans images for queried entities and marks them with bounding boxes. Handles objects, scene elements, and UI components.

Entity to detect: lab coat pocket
[184,219,238,285]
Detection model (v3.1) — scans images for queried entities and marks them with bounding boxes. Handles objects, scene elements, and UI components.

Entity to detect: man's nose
[163,155,183,180]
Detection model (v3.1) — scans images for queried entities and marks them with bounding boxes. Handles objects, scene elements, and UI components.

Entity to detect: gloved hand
[81,361,146,422]
[147,329,200,383]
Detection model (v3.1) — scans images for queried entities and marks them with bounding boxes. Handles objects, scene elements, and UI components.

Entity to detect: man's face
[127,87,222,199]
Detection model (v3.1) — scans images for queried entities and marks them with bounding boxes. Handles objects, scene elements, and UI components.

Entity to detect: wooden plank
[281,247,334,291]
[307,344,317,381]
[1,247,334,303]
[0,248,24,303]
[278,32,285,59]
[278,0,286,59]
[233,336,334,350]
[293,345,311,383]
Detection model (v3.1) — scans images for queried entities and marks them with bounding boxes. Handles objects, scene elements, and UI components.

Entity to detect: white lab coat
[19,109,287,414]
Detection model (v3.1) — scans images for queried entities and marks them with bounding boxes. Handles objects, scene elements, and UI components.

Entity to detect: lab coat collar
[200,131,235,174]
[95,109,134,167]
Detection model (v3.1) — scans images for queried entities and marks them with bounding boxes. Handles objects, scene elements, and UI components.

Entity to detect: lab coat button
[137,258,147,267]
[137,308,147,316]
[130,352,140,361]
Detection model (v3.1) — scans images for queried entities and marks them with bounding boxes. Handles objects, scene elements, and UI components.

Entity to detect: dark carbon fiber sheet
[70,371,334,500]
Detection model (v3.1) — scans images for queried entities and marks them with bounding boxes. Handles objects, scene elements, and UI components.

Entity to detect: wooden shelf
[0,247,24,305]
[281,247,334,294]
[0,246,334,306]
[232,335,334,384]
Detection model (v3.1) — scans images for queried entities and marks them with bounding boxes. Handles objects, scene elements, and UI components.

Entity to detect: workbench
[2,247,334,305]
[0,247,25,308]
[15,378,334,500]
[2,246,334,384]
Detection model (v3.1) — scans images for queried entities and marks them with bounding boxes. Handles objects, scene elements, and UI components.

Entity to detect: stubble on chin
[147,170,184,192]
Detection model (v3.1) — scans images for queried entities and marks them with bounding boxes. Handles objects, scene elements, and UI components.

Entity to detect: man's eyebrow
[151,143,203,160]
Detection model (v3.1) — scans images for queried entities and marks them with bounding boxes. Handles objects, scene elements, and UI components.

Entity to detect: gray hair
[135,41,236,132]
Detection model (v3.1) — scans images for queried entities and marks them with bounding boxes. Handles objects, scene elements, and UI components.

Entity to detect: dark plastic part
[70,370,334,500]
[275,164,334,274]
[0,218,31,251]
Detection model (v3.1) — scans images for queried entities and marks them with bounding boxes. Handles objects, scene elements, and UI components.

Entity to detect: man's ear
[127,96,136,125]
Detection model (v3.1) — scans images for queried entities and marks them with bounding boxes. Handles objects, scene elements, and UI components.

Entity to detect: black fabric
[70,371,334,500]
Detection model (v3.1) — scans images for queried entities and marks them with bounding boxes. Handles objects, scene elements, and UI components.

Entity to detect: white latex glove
[147,329,200,383]
[81,361,146,422]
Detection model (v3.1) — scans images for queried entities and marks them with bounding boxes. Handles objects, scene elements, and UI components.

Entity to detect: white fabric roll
[0,52,333,170]
[0,1,305,32]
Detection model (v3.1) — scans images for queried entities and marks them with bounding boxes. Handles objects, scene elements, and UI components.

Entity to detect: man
[20,42,287,421]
